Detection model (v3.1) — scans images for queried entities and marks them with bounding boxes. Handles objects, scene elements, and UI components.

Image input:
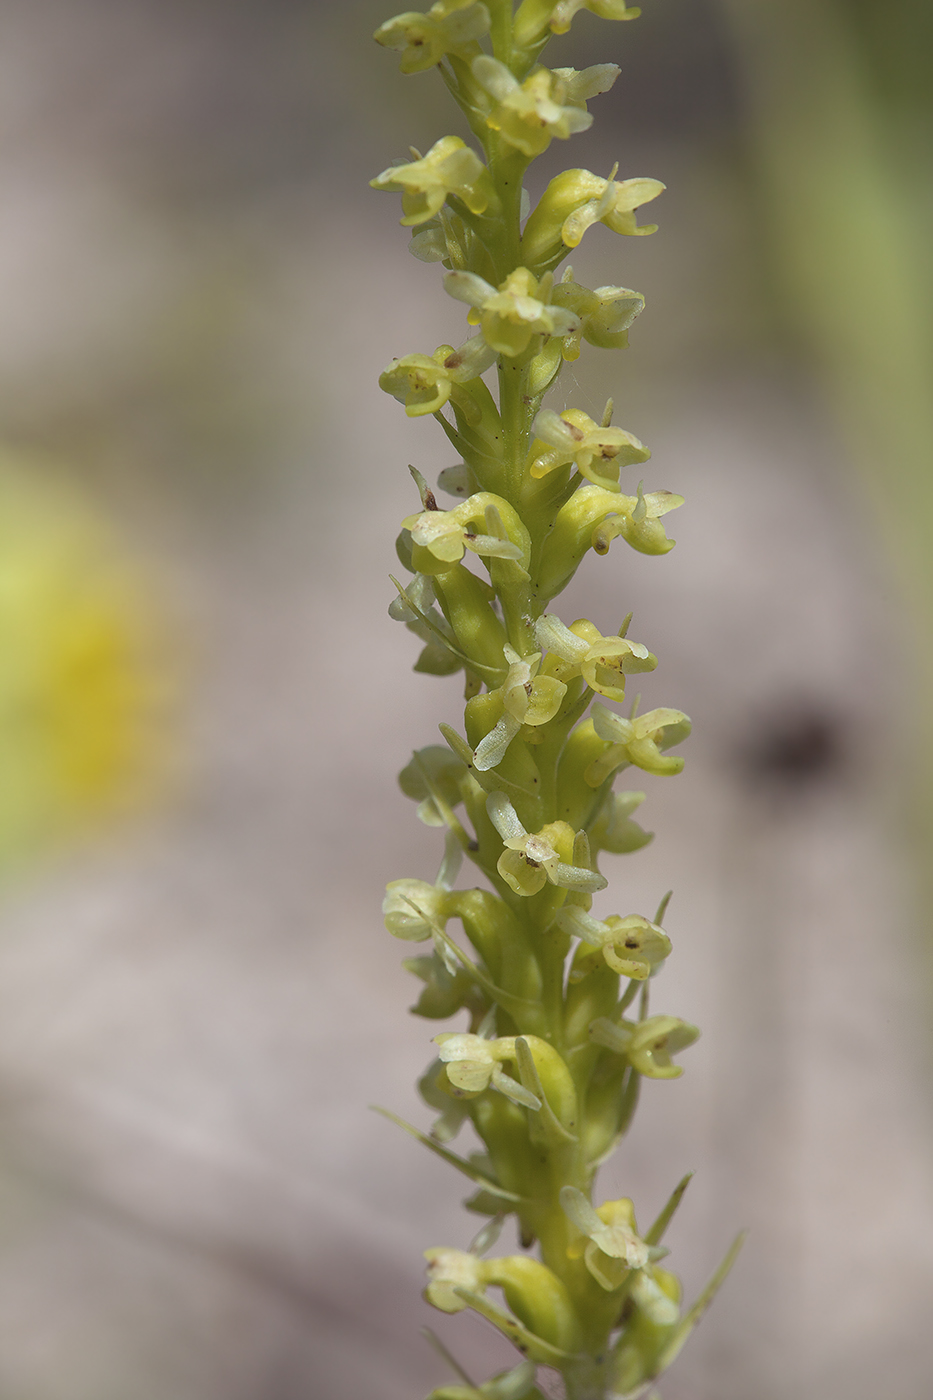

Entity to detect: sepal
[438,463,479,497]
[425,1248,487,1313]
[435,1031,543,1109]
[559,1187,649,1290]
[383,879,450,941]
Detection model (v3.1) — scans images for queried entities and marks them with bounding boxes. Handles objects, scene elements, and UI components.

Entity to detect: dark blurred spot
[738,703,848,790]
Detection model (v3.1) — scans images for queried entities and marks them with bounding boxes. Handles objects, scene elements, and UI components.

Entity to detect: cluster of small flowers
[371,4,740,1398]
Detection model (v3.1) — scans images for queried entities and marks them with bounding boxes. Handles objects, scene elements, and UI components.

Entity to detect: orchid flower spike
[370,0,728,1387]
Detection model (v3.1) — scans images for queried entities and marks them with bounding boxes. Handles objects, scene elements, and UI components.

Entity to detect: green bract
[371,5,741,1397]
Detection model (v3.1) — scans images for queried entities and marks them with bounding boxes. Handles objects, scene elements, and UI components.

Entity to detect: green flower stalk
[372,5,741,1397]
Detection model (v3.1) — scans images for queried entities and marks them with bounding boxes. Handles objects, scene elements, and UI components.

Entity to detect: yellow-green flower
[589,1014,700,1081]
[371,135,496,225]
[383,877,450,940]
[586,702,692,783]
[471,58,616,158]
[445,267,579,357]
[528,408,649,491]
[535,614,656,703]
[558,905,671,979]
[486,793,606,896]
[560,1188,680,1317]
[514,0,640,44]
[560,1188,648,1281]
[402,495,525,568]
[424,1247,488,1312]
[522,166,664,267]
[561,167,665,246]
[380,334,497,416]
[592,482,684,555]
[375,1,490,74]
[434,1032,542,1107]
[551,268,644,361]
[473,644,566,771]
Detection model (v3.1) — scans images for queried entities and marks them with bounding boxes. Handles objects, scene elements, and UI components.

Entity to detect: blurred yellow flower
[0,465,169,865]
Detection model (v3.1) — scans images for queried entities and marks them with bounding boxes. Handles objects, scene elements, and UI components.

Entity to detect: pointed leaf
[515,1038,577,1145]
[371,1107,523,1201]
[421,1327,476,1387]
[653,1231,746,1376]
[453,1287,581,1367]
[645,1173,693,1247]
[390,576,499,680]
[431,923,544,1027]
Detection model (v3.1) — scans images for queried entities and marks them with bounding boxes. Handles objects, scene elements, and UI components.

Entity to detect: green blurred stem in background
[718,0,933,932]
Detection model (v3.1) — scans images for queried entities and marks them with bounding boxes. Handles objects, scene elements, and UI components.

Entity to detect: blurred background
[0,1,930,1397]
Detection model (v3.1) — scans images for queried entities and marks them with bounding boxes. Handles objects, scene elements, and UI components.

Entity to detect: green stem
[487,0,515,69]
